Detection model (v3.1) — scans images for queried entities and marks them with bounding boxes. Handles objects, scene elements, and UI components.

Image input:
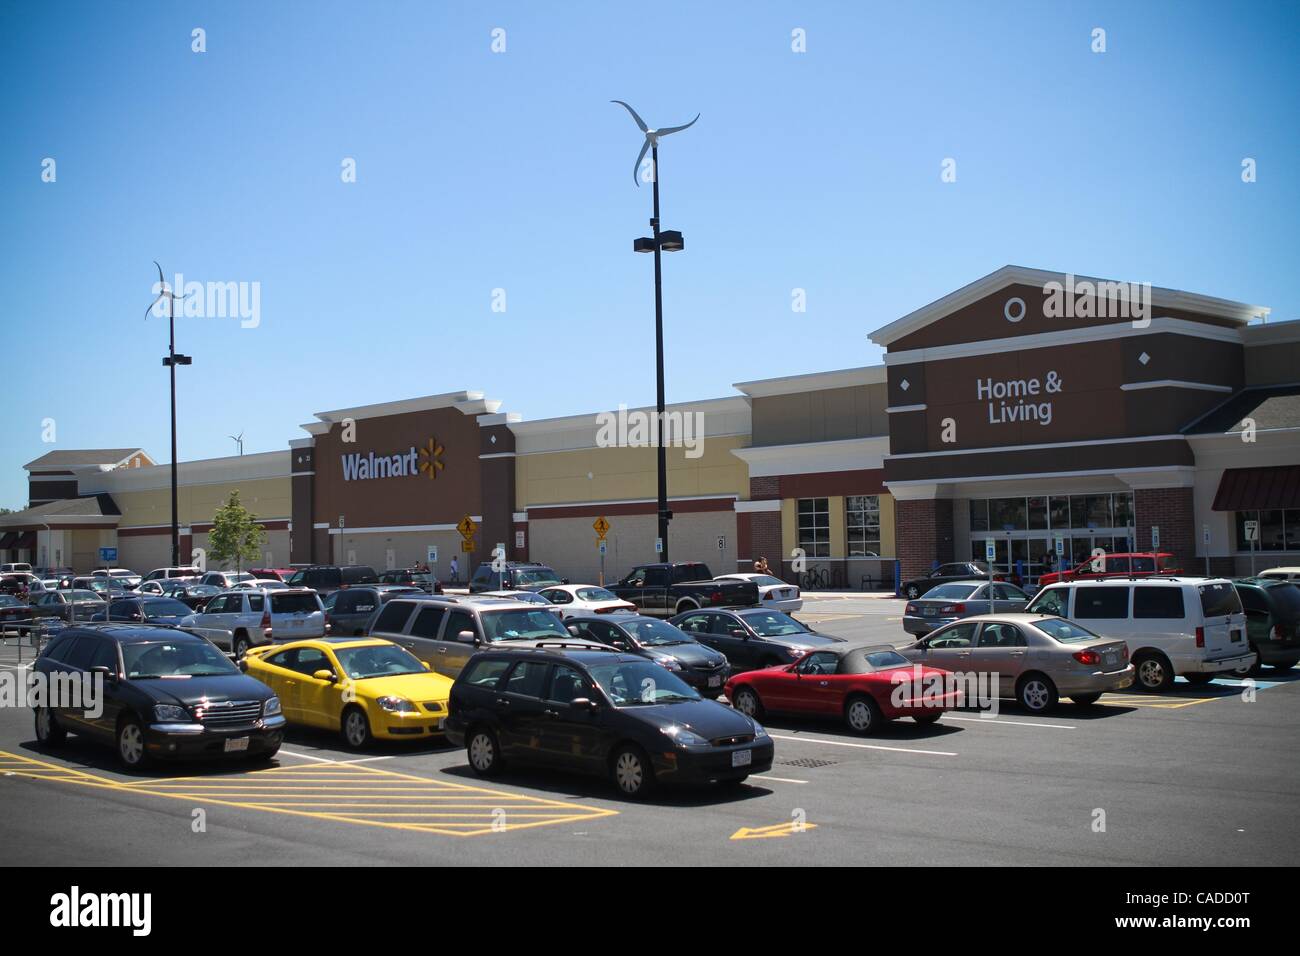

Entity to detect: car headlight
[656,657,683,671]
[263,697,282,717]
[751,719,769,738]
[376,696,416,713]
[662,726,707,747]
[153,704,190,722]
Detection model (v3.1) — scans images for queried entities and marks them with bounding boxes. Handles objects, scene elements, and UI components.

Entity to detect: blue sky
[2,0,1298,509]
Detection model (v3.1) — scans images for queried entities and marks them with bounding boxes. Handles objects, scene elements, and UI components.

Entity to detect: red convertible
[725,642,960,735]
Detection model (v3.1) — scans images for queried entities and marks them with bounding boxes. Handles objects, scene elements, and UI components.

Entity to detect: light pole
[613,100,697,563]
[147,262,192,567]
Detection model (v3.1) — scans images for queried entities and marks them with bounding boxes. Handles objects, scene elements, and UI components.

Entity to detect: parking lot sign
[457,515,478,540]
[598,540,607,555]
[1243,520,1259,542]
[1053,535,1064,557]
[984,539,996,562]
[460,538,475,553]
[426,545,438,565]
[1151,526,1160,549]
[98,547,117,563]
[593,516,609,540]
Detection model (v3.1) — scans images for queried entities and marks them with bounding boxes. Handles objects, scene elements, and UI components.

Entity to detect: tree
[207,490,266,574]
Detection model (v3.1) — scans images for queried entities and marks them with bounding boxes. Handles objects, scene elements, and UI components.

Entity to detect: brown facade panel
[895,499,954,581]
[1245,341,1300,387]
[749,476,780,500]
[526,496,735,521]
[291,472,314,565]
[1133,487,1196,572]
[28,479,78,504]
[883,439,1194,483]
[749,512,782,573]
[778,469,885,498]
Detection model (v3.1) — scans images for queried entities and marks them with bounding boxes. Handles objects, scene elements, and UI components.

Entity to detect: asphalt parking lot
[2,595,1297,866]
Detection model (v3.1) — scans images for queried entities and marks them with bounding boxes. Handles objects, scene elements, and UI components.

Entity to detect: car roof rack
[529,641,619,653]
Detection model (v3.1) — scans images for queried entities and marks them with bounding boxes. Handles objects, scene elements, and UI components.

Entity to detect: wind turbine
[229,432,244,456]
[147,261,194,567]
[611,100,698,563]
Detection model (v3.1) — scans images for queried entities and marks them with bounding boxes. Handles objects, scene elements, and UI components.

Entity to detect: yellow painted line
[731,821,818,840]
[1097,693,1218,709]
[0,751,617,837]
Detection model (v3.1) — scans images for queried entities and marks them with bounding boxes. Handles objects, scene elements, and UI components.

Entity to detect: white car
[93,567,143,588]
[715,573,802,613]
[1259,566,1300,582]
[200,570,258,589]
[180,588,327,657]
[536,584,638,619]
[232,578,288,590]
[1025,577,1255,692]
[144,566,203,581]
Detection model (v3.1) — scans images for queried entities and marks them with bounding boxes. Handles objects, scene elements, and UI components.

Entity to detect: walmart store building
[4,267,1298,587]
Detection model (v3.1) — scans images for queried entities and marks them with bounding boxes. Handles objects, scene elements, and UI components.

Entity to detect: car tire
[1270,658,1299,670]
[610,744,655,798]
[467,727,504,776]
[232,632,252,658]
[719,776,748,789]
[913,712,941,724]
[340,706,372,749]
[1132,651,1175,693]
[731,686,765,721]
[905,585,921,600]
[1016,673,1059,713]
[844,694,883,735]
[116,715,151,769]
[34,706,65,747]
[1184,673,1216,685]
[1070,693,1103,706]
[249,746,279,763]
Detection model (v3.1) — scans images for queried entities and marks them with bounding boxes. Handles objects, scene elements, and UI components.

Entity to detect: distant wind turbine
[611,100,699,185]
[229,431,244,456]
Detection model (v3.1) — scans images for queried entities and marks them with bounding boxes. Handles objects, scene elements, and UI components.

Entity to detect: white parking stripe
[750,774,809,784]
[941,715,1075,730]
[770,734,957,756]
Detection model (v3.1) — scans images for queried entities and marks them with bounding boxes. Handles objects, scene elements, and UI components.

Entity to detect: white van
[1025,577,1254,692]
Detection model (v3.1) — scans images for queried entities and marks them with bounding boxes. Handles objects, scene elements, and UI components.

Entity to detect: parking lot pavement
[2,603,1298,866]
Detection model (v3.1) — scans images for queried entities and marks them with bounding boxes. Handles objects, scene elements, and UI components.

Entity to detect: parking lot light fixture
[147,262,192,567]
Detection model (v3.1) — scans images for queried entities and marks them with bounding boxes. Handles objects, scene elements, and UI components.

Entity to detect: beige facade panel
[118,534,174,574]
[191,530,292,571]
[515,437,750,511]
[751,383,889,447]
[113,478,291,530]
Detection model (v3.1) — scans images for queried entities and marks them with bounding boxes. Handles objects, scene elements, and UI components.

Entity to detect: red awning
[1212,466,1300,511]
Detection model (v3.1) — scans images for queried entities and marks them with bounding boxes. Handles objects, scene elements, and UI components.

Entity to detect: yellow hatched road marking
[0,751,617,837]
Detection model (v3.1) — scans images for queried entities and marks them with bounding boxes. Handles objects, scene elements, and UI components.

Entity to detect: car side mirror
[457,629,478,645]
[731,628,746,638]
[237,659,248,672]
[570,697,599,710]
[89,665,117,683]
[312,669,336,682]
[566,625,581,637]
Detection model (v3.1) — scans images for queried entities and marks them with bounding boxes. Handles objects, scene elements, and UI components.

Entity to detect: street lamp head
[659,230,685,252]
[633,237,656,254]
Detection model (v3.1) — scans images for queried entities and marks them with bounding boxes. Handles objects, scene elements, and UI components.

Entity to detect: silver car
[897,613,1135,713]
[903,580,1031,635]
[181,587,326,656]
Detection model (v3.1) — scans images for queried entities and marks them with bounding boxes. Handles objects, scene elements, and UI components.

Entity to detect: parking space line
[0,750,618,837]
[749,774,809,784]
[770,734,957,756]
[942,715,1075,729]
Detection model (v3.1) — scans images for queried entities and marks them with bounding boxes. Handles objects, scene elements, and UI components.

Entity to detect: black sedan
[32,625,285,768]
[670,607,844,672]
[563,614,730,698]
[29,589,106,622]
[445,646,773,797]
[900,561,1003,600]
[87,596,195,626]
[0,594,34,633]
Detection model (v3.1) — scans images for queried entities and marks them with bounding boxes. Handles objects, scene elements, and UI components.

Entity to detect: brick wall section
[896,499,955,581]
[751,513,782,571]
[749,476,780,500]
[1134,487,1196,572]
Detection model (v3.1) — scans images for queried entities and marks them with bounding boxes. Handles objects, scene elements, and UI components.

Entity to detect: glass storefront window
[1049,496,1070,529]
[797,498,830,558]
[970,499,989,533]
[1288,510,1300,550]
[1028,496,1048,530]
[846,495,880,556]
[989,497,1027,531]
[1113,493,1134,528]
[1236,510,1290,551]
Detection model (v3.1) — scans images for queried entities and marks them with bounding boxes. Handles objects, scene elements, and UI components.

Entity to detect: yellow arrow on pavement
[730,821,818,840]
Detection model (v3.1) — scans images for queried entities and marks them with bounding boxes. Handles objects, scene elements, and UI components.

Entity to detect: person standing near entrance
[449,554,459,584]
[753,556,771,575]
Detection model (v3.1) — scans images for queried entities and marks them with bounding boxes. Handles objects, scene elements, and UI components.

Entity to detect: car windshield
[620,618,691,646]
[740,610,809,636]
[1035,618,1100,643]
[334,644,426,679]
[575,587,618,601]
[513,568,560,587]
[144,599,192,617]
[747,575,786,587]
[923,584,979,600]
[122,640,239,678]
[481,609,569,642]
[587,660,700,705]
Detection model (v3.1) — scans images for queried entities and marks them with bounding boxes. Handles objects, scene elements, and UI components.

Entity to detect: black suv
[286,565,379,595]
[445,644,773,797]
[32,625,285,767]
[1231,577,1300,674]
[468,562,564,593]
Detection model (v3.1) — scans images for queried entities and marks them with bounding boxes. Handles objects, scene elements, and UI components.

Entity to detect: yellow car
[241,637,454,748]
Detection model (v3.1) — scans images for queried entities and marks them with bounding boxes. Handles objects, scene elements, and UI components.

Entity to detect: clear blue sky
[2,0,1298,510]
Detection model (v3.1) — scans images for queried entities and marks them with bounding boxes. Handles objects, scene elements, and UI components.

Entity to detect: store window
[846,496,881,556]
[989,497,1027,531]
[1235,509,1298,551]
[797,498,830,558]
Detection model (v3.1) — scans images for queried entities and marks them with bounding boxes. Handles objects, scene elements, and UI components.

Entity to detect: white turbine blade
[656,113,700,138]
[145,294,163,319]
[611,99,648,132]
[153,260,164,284]
[633,137,650,186]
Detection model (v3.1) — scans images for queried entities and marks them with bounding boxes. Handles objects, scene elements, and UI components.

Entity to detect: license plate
[1230,630,1241,643]
[731,749,752,768]
[923,608,936,617]
[1104,652,1118,667]
[223,737,250,753]
[708,675,722,688]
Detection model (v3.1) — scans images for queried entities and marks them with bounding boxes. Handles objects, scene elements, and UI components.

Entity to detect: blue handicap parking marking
[1173,675,1284,691]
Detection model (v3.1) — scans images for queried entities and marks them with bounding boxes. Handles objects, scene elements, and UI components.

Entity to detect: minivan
[1231,577,1300,674]
[285,565,379,595]
[1025,577,1254,691]
[366,595,572,678]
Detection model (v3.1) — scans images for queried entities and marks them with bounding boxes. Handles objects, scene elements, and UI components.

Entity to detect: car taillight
[1195,626,1204,648]
[1073,649,1100,665]
[1121,644,1129,659]
[711,590,723,603]
[905,603,917,614]
[938,603,966,614]
[261,610,272,635]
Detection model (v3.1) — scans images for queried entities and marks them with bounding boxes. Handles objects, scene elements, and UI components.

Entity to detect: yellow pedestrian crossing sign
[457,515,478,539]
[593,516,610,539]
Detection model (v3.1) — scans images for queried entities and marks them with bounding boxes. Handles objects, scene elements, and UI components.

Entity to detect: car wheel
[610,744,654,798]
[116,716,150,769]
[719,776,748,789]
[1270,658,1299,671]
[844,694,883,735]
[248,746,279,762]
[34,706,65,746]
[1132,652,1175,693]
[1016,674,1059,713]
[340,706,372,749]
[905,585,921,600]
[232,633,252,658]
[1070,693,1102,706]
[467,727,504,776]
[732,686,764,720]
[913,712,941,724]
